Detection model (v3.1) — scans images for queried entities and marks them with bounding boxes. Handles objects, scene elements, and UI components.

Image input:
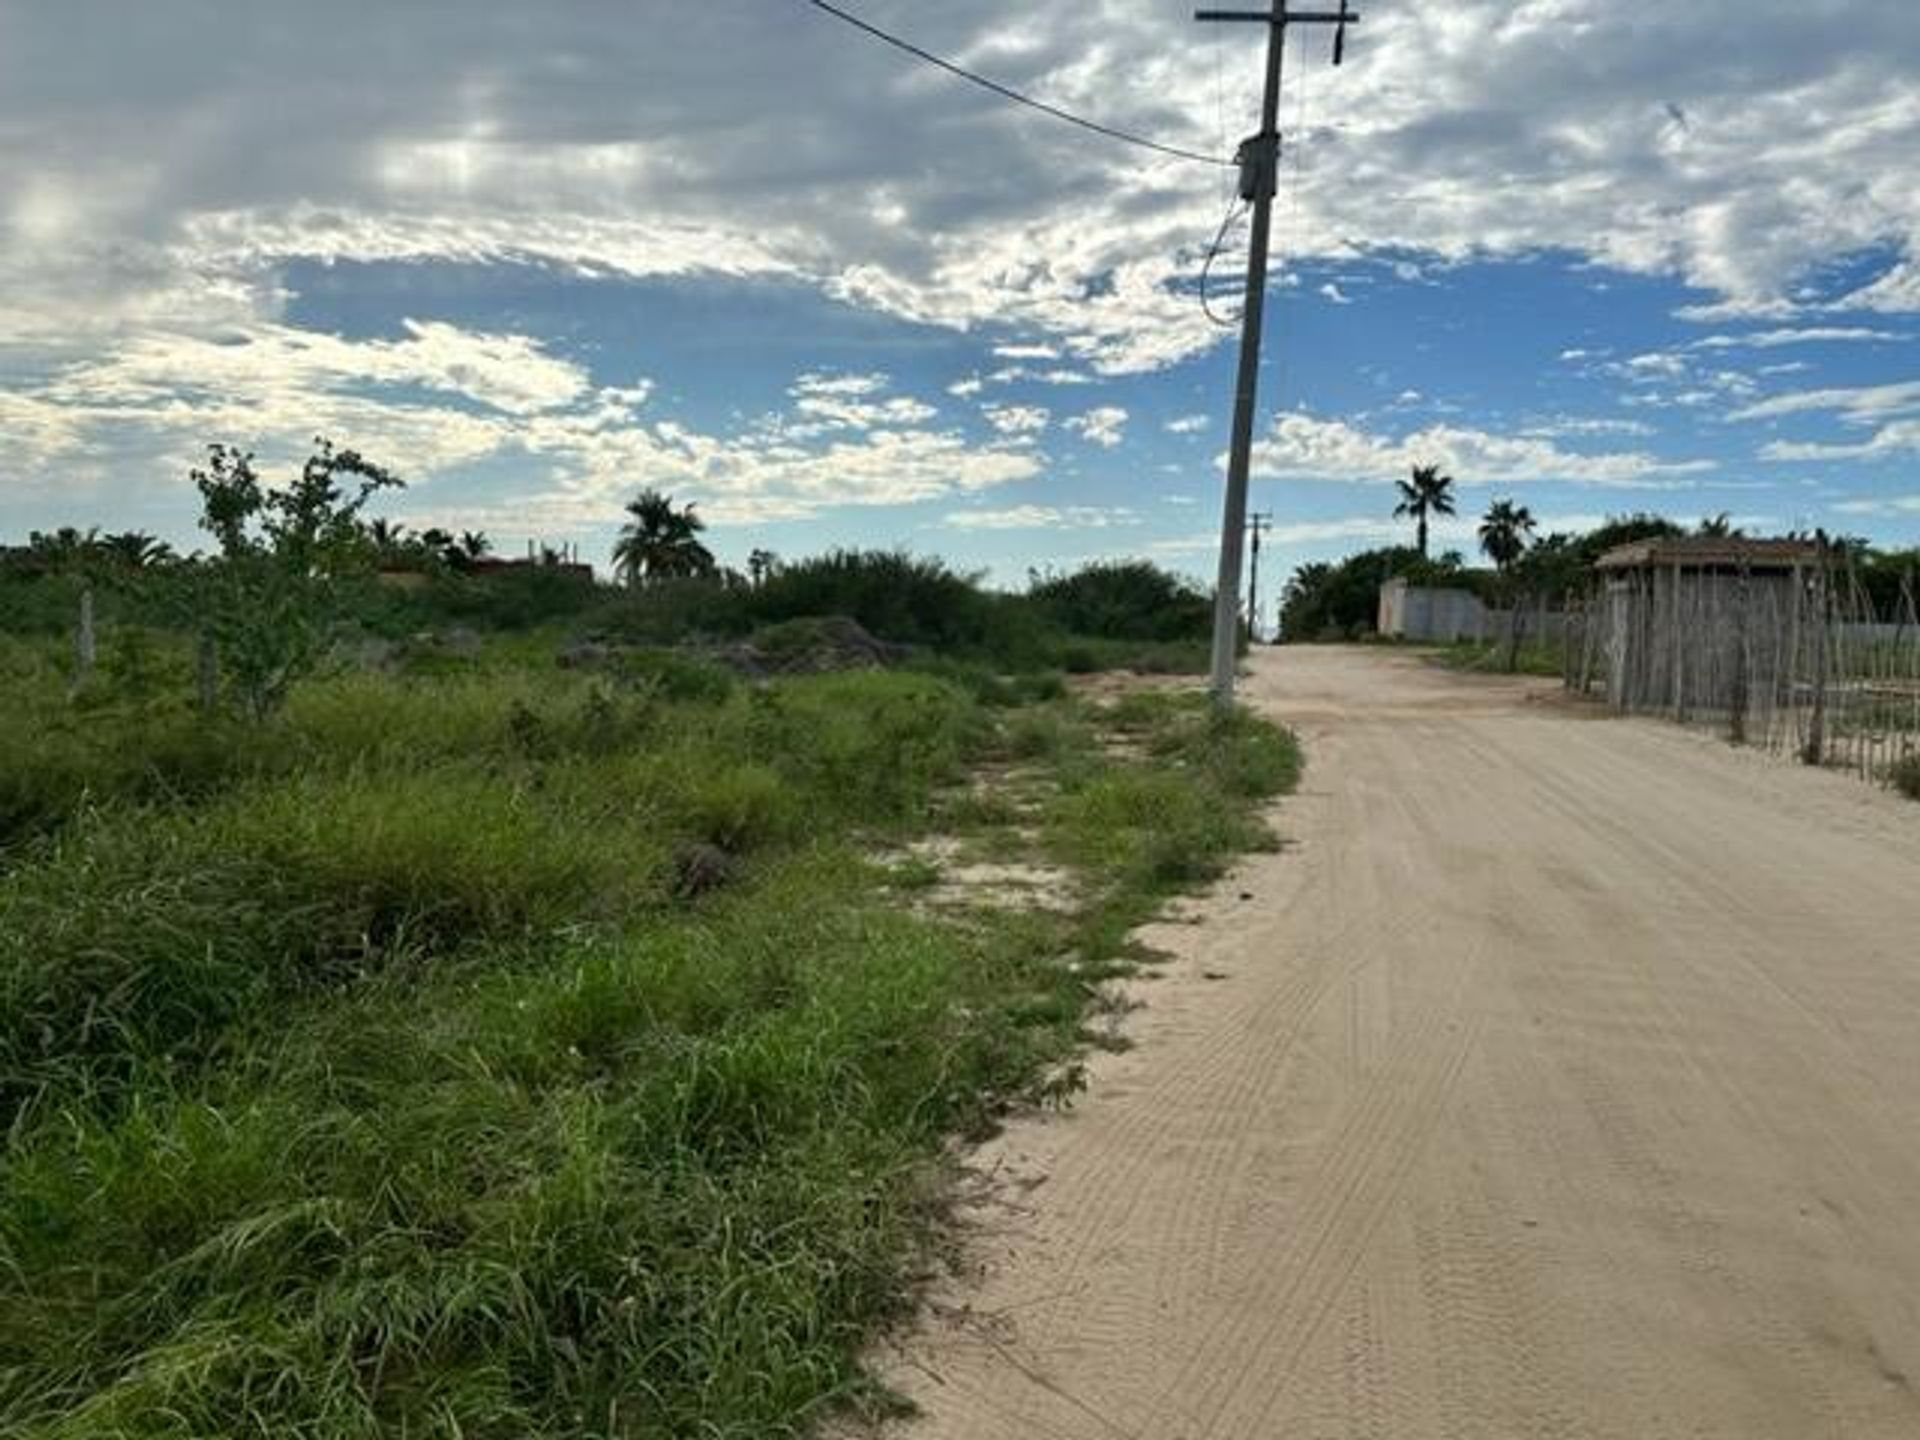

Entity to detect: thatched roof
[1594,537,1826,573]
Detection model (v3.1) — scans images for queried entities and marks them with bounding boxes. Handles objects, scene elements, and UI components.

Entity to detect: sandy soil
[876,645,1920,1439]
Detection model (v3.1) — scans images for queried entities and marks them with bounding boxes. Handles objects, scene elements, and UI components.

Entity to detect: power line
[1200,195,1248,328]
[800,0,1232,168]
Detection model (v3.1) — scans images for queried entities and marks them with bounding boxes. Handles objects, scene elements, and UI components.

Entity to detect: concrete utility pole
[1246,510,1274,643]
[1198,1,1357,705]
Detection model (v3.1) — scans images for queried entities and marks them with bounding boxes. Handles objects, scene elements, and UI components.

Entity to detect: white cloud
[1064,406,1129,448]
[1166,413,1211,435]
[980,403,1051,437]
[1732,379,1920,423]
[3,0,1920,383]
[944,504,1139,530]
[1690,326,1905,351]
[1319,282,1354,306]
[1522,416,1656,439]
[1246,412,1717,487]
[0,340,1033,538]
[986,366,1096,387]
[1149,512,1617,558]
[1831,494,1920,515]
[1760,422,1920,464]
[787,371,938,431]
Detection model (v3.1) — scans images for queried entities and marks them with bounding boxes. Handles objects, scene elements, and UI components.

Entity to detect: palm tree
[747,548,779,588]
[612,490,715,588]
[366,517,407,559]
[1696,513,1743,538]
[28,526,101,566]
[97,531,174,569]
[458,530,492,562]
[1480,500,1538,672]
[1478,499,1536,573]
[1393,464,1456,559]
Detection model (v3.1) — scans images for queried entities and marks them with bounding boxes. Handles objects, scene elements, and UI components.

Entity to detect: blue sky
[3,1,1918,625]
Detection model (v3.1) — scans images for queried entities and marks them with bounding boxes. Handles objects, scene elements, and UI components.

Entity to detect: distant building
[1377,578,1494,643]
[1592,537,1825,713]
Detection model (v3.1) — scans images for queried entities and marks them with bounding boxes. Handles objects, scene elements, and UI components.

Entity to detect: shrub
[746,550,995,650]
[1028,561,1213,642]
[1893,751,1920,801]
[675,763,804,852]
[612,647,737,704]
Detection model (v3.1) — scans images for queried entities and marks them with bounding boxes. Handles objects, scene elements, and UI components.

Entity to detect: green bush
[1893,751,1920,801]
[1028,561,1212,642]
[745,550,993,650]
[612,646,738,704]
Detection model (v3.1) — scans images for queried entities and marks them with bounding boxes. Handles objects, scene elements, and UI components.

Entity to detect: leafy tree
[192,439,401,719]
[1027,560,1213,642]
[1571,513,1683,567]
[613,490,715,588]
[1393,464,1456,559]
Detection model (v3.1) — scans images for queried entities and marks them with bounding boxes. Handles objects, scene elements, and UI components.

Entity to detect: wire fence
[1564,553,1920,788]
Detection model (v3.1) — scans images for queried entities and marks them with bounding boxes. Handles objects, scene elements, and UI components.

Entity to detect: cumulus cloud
[1246,412,1716,487]
[786,371,938,432]
[980,403,1051,438]
[1064,406,1129,448]
[5,0,1918,376]
[0,336,1029,536]
[1166,413,1211,434]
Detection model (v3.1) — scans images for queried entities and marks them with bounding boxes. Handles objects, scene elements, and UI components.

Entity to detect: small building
[1592,537,1825,715]
[1378,578,1493,643]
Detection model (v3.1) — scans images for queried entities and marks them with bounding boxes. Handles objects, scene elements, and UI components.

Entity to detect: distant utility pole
[1246,510,1274,643]
[1198,0,1357,704]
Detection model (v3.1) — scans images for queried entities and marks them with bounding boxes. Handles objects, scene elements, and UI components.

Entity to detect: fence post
[1730,561,1749,745]
[72,583,97,696]
[1803,542,1830,766]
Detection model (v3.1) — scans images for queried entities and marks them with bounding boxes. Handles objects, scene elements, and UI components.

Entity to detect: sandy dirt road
[880,646,1920,1439]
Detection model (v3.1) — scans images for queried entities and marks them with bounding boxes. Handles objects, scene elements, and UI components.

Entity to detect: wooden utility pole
[1199,1,1357,705]
[1245,510,1274,642]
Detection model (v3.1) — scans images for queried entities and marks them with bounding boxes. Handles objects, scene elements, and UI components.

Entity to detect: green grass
[0,646,1298,1438]
[1433,637,1566,678]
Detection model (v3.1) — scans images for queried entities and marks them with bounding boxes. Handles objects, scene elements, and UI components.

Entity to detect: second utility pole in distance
[1246,510,1274,642]
[1198,0,1356,704]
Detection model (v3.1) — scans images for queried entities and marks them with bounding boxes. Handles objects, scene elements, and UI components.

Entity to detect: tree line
[1282,463,1920,649]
